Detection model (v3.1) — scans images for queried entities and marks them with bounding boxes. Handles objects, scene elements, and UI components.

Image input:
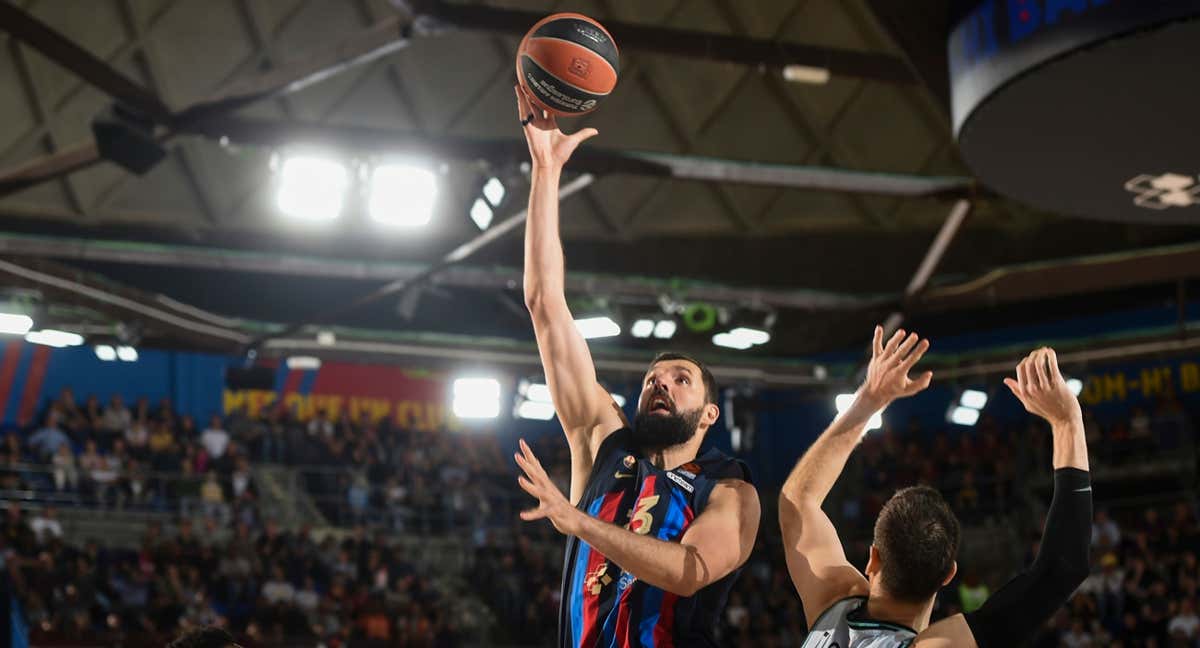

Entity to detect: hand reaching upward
[516,85,598,170]
[853,326,933,415]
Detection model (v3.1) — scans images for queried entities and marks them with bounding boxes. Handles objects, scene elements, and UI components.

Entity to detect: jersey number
[627,495,660,535]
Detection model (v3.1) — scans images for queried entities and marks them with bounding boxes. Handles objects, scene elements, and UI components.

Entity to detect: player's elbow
[777,493,815,535]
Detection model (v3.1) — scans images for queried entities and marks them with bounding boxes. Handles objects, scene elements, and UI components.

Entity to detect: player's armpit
[910,614,978,648]
[674,480,760,595]
[779,499,869,628]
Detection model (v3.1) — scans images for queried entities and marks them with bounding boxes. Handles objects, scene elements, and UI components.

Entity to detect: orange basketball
[516,13,619,117]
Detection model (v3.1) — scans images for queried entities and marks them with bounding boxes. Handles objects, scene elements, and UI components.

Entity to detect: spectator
[51,443,79,491]
[29,507,62,543]
[200,470,225,518]
[261,564,295,604]
[230,457,254,501]
[200,415,230,460]
[958,571,990,614]
[28,410,71,460]
[307,409,334,439]
[101,393,132,435]
[1170,597,1200,643]
[1092,508,1121,550]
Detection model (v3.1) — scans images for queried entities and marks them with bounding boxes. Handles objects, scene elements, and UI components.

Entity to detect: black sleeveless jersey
[557,428,752,648]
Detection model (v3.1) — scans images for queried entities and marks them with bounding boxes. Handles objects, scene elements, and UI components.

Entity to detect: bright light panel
[834,393,882,430]
[631,319,654,338]
[0,313,33,335]
[369,163,438,227]
[470,198,493,230]
[116,346,138,362]
[610,393,626,407]
[522,382,552,403]
[482,177,505,205]
[453,377,501,419]
[960,389,988,410]
[575,317,620,339]
[949,406,981,426]
[25,329,83,348]
[317,330,336,346]
[1067,378,1083,397]
[94,345,117,361]
[729,327,770,345]
[713,332,754,350]
[287,356,321,370]
[652,320,677,339]
[516,400,555,420]
[277,155,349,221]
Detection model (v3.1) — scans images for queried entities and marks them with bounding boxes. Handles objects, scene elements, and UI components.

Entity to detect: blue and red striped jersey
[558,428,752,648]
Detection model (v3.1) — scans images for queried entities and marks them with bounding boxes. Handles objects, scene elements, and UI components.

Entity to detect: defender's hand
[854,326,933,415]
[1004,347,1082,428]
[515,85,598,170]
[515,438,580,535]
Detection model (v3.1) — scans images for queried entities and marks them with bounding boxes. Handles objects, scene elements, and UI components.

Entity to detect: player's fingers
[884,329,906,356]
[1003,377,1021,399]
[872,325,884,358]
[571,128,599,145]
[517,475,539,496]
[1016,356,1031,391]
[1047,348,1063,382]
[903,371,933,396]
[1033,349,1051,390]
[519,507,546,521]
[519,439,547,475]
[900,338,931,371]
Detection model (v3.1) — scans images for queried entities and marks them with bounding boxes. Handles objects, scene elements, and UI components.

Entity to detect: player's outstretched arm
[779,327,932,627]
[517,86,623,503]
[915,348,1091,648]
[514,439,760,597]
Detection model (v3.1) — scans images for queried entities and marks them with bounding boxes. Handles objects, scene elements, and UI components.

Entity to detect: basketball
[516,13,619,117]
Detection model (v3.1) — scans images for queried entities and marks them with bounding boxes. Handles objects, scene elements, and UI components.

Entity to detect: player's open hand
[515,438,579,536]
[515,85,597,169]
[855,326,933,414]
[1004,347,1082,428]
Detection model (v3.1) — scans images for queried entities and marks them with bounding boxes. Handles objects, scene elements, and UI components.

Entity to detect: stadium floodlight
[652,320,677,339]
[515,400,555,420]
[520,381,552,404]
[25,329,84,348]
[713,327,770,350]
[574,316,620,339]
[115,346,138,362]
[960,389,988,410]
[631,319,655,338]
[834,393,883,431]
[277,155,349,221]
[0,313,33,335]
[369,163,438,227]
[949,405,981,426]
[94,345,117,361]
[482,177,505,206]
[1067,378,1083,397]
[470,198,493,230]
[286,356,321,370]
[713,332,754,350]
[610,393,626,407]
[453,377,501,419]
[317,330,336,346]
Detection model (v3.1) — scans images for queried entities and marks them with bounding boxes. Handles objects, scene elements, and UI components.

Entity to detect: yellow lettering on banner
[1182,363,1200,393]
[283,393,308,419]
[223,390,247,414]
[1080,377,1103,406]
[245,390,276,417]
[1140,367,1171,397]
[369,399,391,422]
[1101,373,1127,402]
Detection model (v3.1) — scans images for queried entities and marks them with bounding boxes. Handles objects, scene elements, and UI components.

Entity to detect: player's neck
[644,434,704,471]
[865,592,933,633]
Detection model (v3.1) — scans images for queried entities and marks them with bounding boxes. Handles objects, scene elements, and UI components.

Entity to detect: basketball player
[780,330,1092,647]
[511,85,761,647]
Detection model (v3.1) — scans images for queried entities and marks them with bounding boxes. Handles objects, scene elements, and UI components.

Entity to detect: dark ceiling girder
[0,1,172,122]
[185,115,976,198]
[863,0,954,114]
[413,0,917,84]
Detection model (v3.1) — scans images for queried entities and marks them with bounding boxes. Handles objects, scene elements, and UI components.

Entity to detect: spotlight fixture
[453,377,501,419]
[369,163,438,227]
[276,154,350,221]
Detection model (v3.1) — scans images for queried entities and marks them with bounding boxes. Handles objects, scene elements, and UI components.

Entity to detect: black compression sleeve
[964,468,1092,648]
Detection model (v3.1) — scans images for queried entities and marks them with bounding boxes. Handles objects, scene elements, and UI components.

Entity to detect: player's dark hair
[166,627,238,648]
[649,352,717,404]
[874,486,960,602]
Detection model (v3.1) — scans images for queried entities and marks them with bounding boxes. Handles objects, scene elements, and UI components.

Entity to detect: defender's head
[634,352,718,453]
[866,486,960,603]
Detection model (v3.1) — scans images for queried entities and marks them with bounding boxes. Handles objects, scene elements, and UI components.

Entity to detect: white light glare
[277,155,350,221]
[287,356,322,370]
[94,345,117,361]
[631,319,655,338]
[610,393,626,407]
[1067,378,1083,397]
[470,198,493,230]
[575,317,620,339]
[516,400,556,421]
[116,346,138,362]
[949,406,981,426]
[959,389,988,410]
[653,320,677,339]
[317,330,336,346]
[712,327,771,350]
[0,313,33,335]
[369,163,438,227]
[482,177,505,205]
[25,329,83,348]
[453,377,501,419]
[782,64,831,85]
[520,381,552,404]
[834,393,883,431]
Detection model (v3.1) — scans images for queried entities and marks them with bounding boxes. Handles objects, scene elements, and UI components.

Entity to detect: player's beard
[633,406,703,454]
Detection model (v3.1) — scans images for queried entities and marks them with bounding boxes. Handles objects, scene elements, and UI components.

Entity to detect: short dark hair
[873,486,960,602]
[167,627,238,648]
[649,352,718,404]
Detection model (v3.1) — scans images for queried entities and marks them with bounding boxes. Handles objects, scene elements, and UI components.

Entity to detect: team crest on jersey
[623,455,636,469]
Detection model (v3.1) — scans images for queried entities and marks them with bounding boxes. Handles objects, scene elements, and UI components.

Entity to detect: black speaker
[92,103,168,175]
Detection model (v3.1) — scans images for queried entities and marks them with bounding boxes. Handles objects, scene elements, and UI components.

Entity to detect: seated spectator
[28,410,71,460]
[230,457,255,501]
[51,443,78,491]
[261,564,296,604]
[1169,597,1200,643]
[1092,507,1121,550]
[200,415,230,461]
[125,416,150,459]
[29,507,62,543]
[101,393,131,435]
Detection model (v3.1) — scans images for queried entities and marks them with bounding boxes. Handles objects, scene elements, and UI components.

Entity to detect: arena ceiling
[0,0,1196,382]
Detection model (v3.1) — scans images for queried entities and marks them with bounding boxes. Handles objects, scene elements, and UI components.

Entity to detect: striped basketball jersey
[558,428,751,648]
[802,597,916,648]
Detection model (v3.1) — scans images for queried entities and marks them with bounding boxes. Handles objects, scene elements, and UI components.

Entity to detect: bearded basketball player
[510,85,761,648]
[780,331,1091,647]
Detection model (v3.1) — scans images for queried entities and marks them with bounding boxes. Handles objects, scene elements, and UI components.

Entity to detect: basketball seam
[524,36,619,78]
[521,56,612,100]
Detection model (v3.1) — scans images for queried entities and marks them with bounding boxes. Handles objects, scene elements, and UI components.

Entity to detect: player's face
[632,361,709,452]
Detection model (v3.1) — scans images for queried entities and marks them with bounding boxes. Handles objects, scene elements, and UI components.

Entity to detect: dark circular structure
[949,1,1200,224]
